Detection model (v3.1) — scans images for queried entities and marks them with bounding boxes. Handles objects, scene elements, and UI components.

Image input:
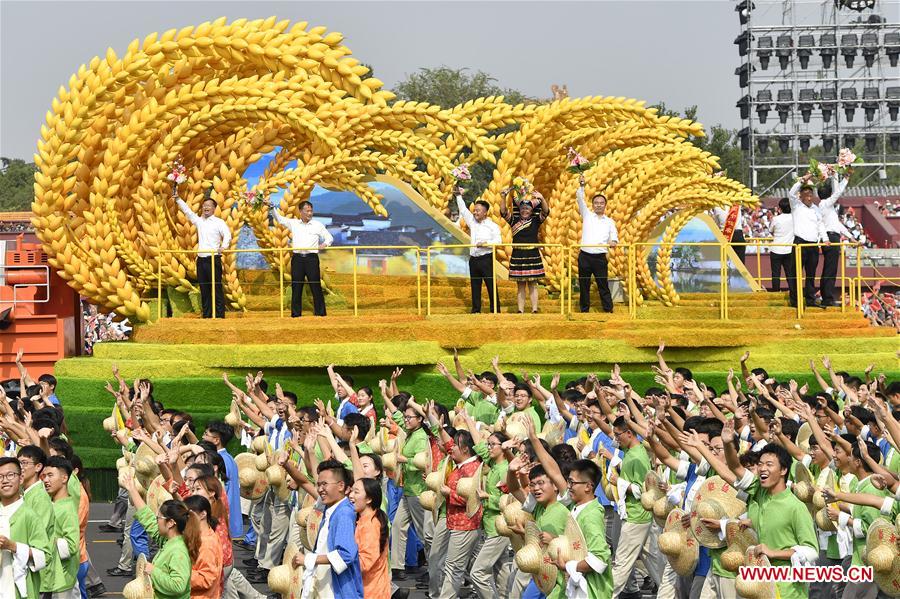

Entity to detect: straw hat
[133,443,159,486]
[534,550,559,596]
[792,462,816,511]
[538,421,565,447]
[688,476,747,548]
[381,451,398,474]
[102,416,117,434]
[546,515,589,565]
[658,508,700,576]
[118,467,146,498]
[412,443,432,472]
[235,453,264,500]
[456,463,484,518]
[122,554,153,599]
[874,555,900,598]
[146,475,173,514]
[813,468,836,510]
[721,521,759,573]
[267,543,302,599]
[866,519,899,574]
[265,464,292,502]
[495,513,512,537]
[296,500,317,551]
[115,455,130,471]
[306,508,324,550]
[502,499,528,529]
[813,468,838,532]
[796,422,813,453]
[255,452,270,472]
[225,400,242,431]
[505,420,527,442]
[514,521,543,574]
[653,496,677,528]
[735,553,777,599]
[251,436,268,455]
[641,471,666,512]
[425,458,450,523]
[419,490,437,512]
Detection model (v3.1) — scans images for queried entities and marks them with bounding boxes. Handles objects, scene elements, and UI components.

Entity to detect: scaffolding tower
[734,0,900,196]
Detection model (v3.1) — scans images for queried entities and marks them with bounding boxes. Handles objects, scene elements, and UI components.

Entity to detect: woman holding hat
[181,496,223,599]
[123,471,199,599]
[500,184,549,314]
[470,430,512,599]
[435,428,483,599]
[348,478,390,599]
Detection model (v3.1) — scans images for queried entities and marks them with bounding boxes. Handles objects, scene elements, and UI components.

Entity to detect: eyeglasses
[403,415,420,421]
[567,478,592,487]
[18,460,34,467]
[487,442,502,447]
[0,473,19,482]
[316,481,343,489]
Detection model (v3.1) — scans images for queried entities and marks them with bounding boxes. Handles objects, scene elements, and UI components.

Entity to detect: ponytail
[375,508,388,551]
[158,499,202,563]
[358,478,388,551]
[182,511,201,563]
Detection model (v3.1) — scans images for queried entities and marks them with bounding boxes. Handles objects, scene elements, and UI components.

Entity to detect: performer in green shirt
[0,457,51,599]
[471,431,511,599]
[16,446,55,596]
[387,399,433,575]
[610,416,660,596]
[122,472,198,599]
[556,459,613,599]
[43,456,80,599]
[733,444,819,599]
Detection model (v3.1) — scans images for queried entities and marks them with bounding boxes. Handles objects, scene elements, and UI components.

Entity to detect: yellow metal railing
[155,245,422,321]
[424,243,568,316]
[152,239,870,321]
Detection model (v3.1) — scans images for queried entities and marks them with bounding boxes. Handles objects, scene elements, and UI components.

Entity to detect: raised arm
[436,362,466,394]
[175,197,201,226]
[818,175,849,211]
[525,417,566,495]
[14,349,36,388]
[576,178,589,219]
[456,194,475,228]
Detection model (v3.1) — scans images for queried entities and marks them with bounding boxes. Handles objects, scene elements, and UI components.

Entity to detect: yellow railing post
[559,246,565,315]
[426,247,432,316]
[755,239,762,289]
[491,245,498,314]
[567,247,573,315]
[856,244,862,310]
[352,247,358,317]
[415,248,422,316]
[840,243,846,313]
[157,258,162,321]
[795,245,804,318]
[210,254,216,318]
[278,249,285,318]
[719,243,726,320]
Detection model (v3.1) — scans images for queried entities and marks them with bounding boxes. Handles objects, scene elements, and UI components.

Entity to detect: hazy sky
[1,0,746,161]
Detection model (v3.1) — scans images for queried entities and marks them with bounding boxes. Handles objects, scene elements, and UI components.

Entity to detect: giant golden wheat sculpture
[31,17,756,321]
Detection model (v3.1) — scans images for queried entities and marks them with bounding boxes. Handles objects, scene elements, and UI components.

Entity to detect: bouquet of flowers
[167,159,187,193]
[798,159,834,188]
[451,163,471,193]
[836,147,862,179]
[511,176,533,200]
[566,147,593,174]
[243,189,266,210]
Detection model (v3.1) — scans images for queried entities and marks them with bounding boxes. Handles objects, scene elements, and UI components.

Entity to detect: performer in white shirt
[787,175,828,308]
[576,174,618,312]
[455,190,503,313]
[272,200,333,317]
[768,198,795,294]
[817,175,850,307]
[175,192,232,318]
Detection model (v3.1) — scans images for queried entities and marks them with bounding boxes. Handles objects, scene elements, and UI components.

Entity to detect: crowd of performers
[3,344,890,599]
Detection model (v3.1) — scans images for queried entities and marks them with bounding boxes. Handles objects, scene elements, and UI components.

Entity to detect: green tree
[0,158,36,211]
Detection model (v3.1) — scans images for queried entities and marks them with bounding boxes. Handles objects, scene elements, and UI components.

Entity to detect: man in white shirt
[272,201,333,317]
[817,175,850,307]
[175,192,232,318]
[576,175,618,313]
[787,175,828,308]
[769,198,795,294]
[456,191,503,313]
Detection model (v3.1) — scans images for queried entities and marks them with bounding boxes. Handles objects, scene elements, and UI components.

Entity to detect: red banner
[722,205,741,241]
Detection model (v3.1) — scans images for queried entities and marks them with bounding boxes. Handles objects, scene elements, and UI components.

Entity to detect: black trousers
[769,251,795,293]
[731,229,747,264]
[196,255,225,318]
[794,236,820,305]
[468,254,499,313]
[291,253,326,317]
[578,251,613,312]
[819,231,842,304]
